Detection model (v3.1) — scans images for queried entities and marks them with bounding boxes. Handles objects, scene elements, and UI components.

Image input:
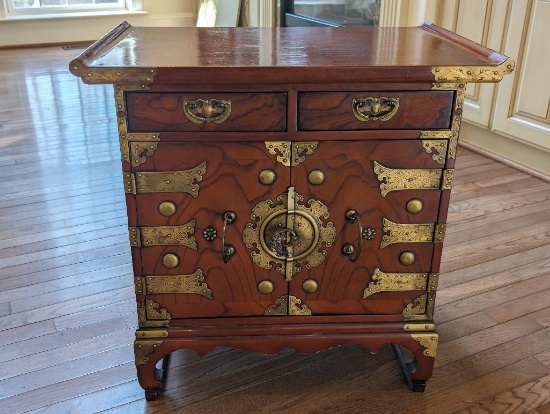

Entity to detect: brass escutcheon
[399,251,416,266]
[258,280,274,294]
[308,169,325,185]
[302,279,319,293]
[158,201,177,217]
[406,199,424,214]
[162,253,179,269]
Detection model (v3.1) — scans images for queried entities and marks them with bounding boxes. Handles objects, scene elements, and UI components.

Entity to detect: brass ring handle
[343,209,363,262]
[222,211,236,263]
[352,97,399,122]
[183,99,232,124]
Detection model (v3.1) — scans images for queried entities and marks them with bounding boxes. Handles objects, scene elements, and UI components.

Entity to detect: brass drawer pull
[183,99,232,124]
[352,97,399,122]
[222,211,237,263]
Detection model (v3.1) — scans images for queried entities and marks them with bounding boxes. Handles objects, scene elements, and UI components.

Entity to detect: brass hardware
[406,199,424,214]
[434,224,446,242]
[259,169,277,185]
[145,269,212,298]
[302,279,319,294]
[363,268,427,298]
[399,251,416,266]
[430,83,466,159]
[343,209,363,262]
[428,273,439,292]
[130,142,158,167]
[362,228,376,240]
[265,295,312,316]
[411,333,439,358]
[265,141,319,167]
[243,187,336,281]
[146,299,171,320]
[402,294,427,315]
[203,227,217,242]
[125,162,207,196]
[308,169,325,186]
[158,201,177,217]
[162,253,179,269]
[404,323,436,332]
[222,211,237,263]
[137,302,169,328]
[134,277,145,295]
[135,330,169,339]
[380,219,439,249]
[374,162,443,197]
[352,97,399,122]
[129,220,197,250]
[421,140,448,165]
[183,99,231,124]
[432,57,515,83]
[258,280,274,294]
[442,170,454,190]
[134,339,164,366]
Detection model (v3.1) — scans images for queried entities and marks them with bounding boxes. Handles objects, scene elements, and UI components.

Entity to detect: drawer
[298,91,453,130]
[125,92,287,132]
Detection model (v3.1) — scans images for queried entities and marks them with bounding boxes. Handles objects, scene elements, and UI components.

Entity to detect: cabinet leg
[145,389,160,401]
[392,343,427,393]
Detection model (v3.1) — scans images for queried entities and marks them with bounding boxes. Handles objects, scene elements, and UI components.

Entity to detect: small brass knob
[406,199,423,214]
[308,169,325,186]
[342,243,355,256]
[158,201,177,217]
[302,279,319,293]
[162,253,179,268]
[258,280,274,294]
[399,251,416,266]
[259,169,277,185]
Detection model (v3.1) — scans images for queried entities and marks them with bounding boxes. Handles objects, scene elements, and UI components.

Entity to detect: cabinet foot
[145,389,160,401]
[392,343,427,392]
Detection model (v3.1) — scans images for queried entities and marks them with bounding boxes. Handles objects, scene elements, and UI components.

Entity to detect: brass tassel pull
[222,211,236,263]
[343,209,363,262]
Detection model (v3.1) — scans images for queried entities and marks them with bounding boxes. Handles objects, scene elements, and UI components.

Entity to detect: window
[282,0,381,27]
[7,0,130,15]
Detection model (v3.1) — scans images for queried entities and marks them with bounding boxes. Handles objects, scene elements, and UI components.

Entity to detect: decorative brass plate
[264,295,312,316]
[411,333,438,358]
[134,339,163,366]
[380,218,442,249]
[421,140,448,165]
[243,187,336,281]
[363,268,428,298]
[431,58,515,83]
[146,299,171,320]
[374,162,443,197]
[145,269,212,298]
[129,220,197,250]
[124,162,206,196]
[265,141,318,167]
[183,99,231,124]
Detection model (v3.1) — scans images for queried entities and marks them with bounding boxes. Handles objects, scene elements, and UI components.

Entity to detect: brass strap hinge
[128,220,197,250]
[380,219,447,249]
[441,169,454,190]
[374,162,455,196]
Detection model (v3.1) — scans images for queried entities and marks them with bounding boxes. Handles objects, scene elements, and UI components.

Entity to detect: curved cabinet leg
[135,338,171,399]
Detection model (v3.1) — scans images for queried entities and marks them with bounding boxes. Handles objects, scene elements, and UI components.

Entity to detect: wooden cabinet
[71,22,512,401]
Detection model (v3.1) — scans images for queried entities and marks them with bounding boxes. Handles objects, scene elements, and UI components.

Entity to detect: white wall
[0,0,196,47]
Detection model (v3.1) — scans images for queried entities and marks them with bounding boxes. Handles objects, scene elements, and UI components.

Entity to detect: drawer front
[126,92,287,132]
[298,91,453,130]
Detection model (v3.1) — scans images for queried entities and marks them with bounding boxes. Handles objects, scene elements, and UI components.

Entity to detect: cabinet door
[132,142,289,318]
[288,140,444,315]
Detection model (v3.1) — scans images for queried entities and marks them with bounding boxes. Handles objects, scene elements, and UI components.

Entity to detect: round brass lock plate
[158,201,177,217]
[162,253,179,268]
[399,251,416,266]
[406,199,423,214]
[302,278,319,293]
[260,210,319,261]
[258,280,274,294]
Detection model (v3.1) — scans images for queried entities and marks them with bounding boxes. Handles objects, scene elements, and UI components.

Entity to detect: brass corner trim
[431,58,515,83]
[130,142,159,168]
[411,333,438,358]
[289,295,312,315]
[265,141,318,167]
[421,140,448,165]
[264,295,288,315]
[146,299,171,321]
[403,323,435,332]
[134,339,164,366]
[441,170,454,190]
[71,60,157,86]
[264,295,312,316]
[135,330,169,339]
[402,294,427,316]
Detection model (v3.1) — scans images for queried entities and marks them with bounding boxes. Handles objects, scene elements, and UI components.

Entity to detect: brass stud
[308,169,325,185]
[258,280,274,294]
[302,279,319,293]
[158,201,177,217]
[399,251,416,266]
[258,169,277,185]
[406,199,423,214]
[162,253,179,269]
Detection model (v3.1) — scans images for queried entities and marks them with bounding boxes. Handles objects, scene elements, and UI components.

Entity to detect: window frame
[5,0,131,16]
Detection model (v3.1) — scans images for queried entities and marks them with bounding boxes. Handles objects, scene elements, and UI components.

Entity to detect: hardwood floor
[1,46,550,414]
